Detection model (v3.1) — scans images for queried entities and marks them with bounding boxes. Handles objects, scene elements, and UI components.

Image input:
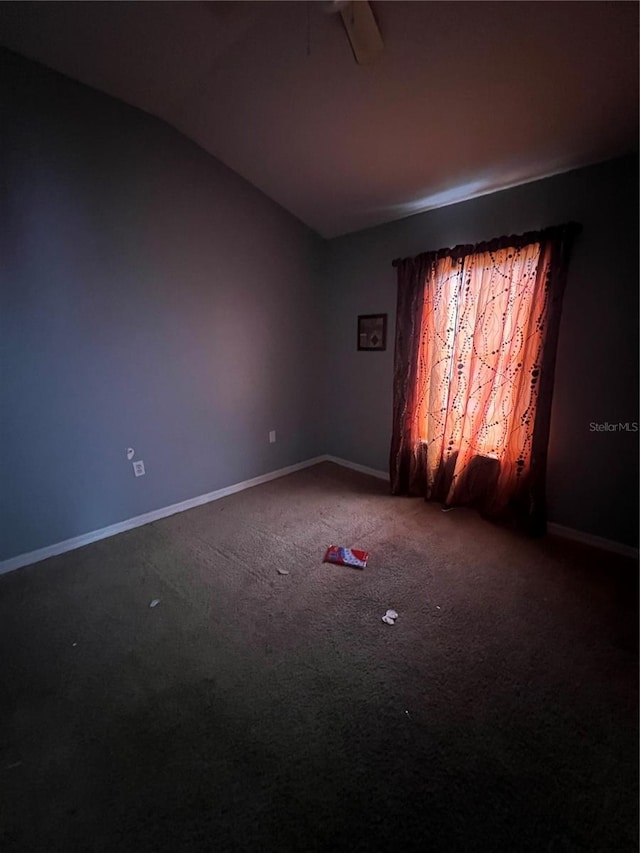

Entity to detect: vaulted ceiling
[1,1,637,237]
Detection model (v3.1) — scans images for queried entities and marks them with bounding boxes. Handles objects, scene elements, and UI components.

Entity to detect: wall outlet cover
[133,460,146,477]
[269,430,276,444]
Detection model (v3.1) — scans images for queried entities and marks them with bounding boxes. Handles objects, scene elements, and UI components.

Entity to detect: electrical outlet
[269,430,276,444]
[133,460,146,477]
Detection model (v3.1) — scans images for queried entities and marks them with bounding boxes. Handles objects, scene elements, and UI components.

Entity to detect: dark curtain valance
[392,223,581,269]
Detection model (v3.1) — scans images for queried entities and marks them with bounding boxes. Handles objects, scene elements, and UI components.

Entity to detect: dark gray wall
[0,50,323,561]
[323,155,639,547]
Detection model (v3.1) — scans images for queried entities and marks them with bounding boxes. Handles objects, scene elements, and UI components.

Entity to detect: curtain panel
[390,223,580,534]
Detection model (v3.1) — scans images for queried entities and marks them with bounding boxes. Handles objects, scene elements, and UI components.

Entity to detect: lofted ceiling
[0,1,637,238]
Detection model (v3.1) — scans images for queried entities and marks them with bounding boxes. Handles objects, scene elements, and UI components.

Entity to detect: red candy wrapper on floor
[323,546,369,569]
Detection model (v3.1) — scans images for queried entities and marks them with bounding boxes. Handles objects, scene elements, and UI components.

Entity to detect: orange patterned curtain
[390,225,580,533]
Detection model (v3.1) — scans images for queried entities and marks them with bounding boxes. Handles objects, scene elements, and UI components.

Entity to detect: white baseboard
[324,455,389,481]
[2,454,636,575]
[0,456,328,576]
[547,522,638,560]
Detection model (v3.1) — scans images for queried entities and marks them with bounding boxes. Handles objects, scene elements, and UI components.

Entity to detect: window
[414,241,544,472]
[390,224,579,525]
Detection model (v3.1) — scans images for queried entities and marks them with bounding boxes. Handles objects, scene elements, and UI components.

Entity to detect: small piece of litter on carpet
[149,599,160,608]
[382,608,399,625]
[405,710,410,717]
[5,762,22,770]
[323,546,368,569]
[277,568,290,575]
[72,643,77,647]
[436,605,441,610]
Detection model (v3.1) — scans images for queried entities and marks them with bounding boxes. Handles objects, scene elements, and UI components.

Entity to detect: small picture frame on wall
[357,314,387,351]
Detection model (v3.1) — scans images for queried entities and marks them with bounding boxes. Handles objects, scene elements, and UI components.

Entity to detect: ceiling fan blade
[340,1,384,66]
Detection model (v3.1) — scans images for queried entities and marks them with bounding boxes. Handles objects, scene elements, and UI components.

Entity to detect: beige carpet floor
[0,461,637,852]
